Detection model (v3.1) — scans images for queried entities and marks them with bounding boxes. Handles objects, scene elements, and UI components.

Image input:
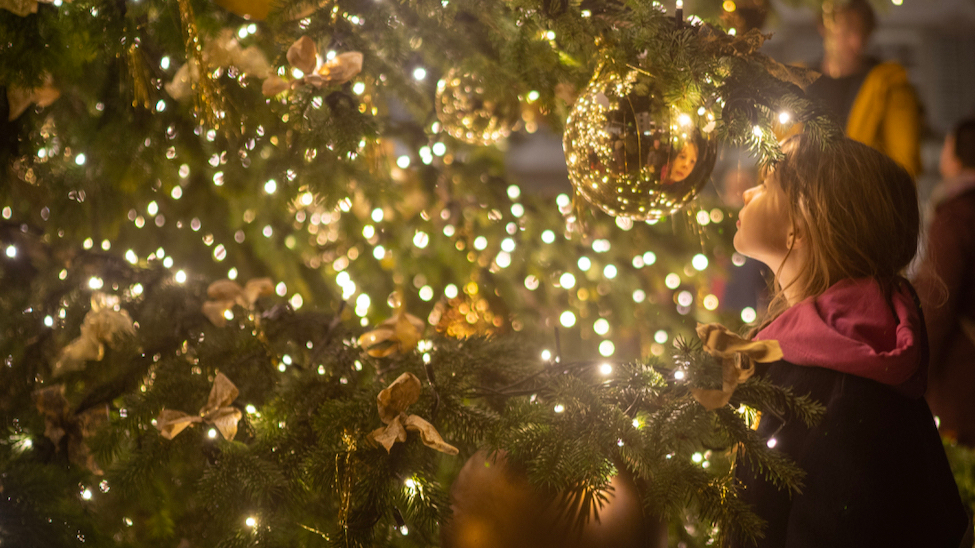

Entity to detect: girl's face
[668,142,698,182]
[733,166,795,270]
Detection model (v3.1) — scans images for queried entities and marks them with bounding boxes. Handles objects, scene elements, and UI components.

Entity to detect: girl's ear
[788,223,806,250]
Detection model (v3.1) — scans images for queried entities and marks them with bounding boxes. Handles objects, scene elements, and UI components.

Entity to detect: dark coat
[914,183,975,445]
[732,360,969,548]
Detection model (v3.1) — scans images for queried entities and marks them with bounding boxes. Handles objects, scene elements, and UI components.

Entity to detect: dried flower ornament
[262,36,363,97]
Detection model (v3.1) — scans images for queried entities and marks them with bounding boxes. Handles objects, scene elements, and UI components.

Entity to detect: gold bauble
[436,69,519,145]
[212,0,271,19]
[441,450,667,548]
[563,67,718,221]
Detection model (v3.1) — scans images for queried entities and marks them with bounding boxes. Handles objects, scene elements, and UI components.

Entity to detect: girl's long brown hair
[755,134,920,333]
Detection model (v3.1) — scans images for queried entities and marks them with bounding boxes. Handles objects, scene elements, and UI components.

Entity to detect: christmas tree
[0,0,834,546]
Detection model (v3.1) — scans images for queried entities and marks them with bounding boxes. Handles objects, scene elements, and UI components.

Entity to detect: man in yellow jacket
[807,0,922,178]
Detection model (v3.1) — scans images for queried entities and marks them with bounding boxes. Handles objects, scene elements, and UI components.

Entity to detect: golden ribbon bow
[262,36,363,96]
[6,74,60,120]
[358,292,425,358]
[53,293,137,377]
[368,372,458,455]
[201,277,274,327]
[155,373,243,441]
[690,323,783,410]
[34,385,109,474]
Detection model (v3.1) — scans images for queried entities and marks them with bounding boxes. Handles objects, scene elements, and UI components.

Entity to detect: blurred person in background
[807,0,922,178]
[913,117,975,445]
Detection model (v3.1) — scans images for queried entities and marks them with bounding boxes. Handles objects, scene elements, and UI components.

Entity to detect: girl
[730,134,969,547]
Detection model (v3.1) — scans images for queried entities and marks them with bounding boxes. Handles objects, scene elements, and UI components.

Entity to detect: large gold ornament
[563,67,718,221]
[441,450,667,548]
[436,69,519,146]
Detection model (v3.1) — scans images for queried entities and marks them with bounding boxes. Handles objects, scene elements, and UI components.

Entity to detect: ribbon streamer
[34,385,109,474]
[201,277,274,327]
[690,323,783,410]
[368,372,458,455]
[53,293,137,377]
[166,29,272,102]
[155,372,242,441]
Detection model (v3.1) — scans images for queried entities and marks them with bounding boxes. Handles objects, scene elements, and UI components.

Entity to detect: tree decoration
[436,68,520,145]
[165,29,272,102]
[367,372,458,455]
[175,0,225,128]
[155,372,243,440]
[262,36,363,96]
[690,323,782,410]
[200,277,274,326]
[358,292,425,358]
[33,385,109,474]
[0,0,58,16]
[6,74,60,120]
[563,65,719,221]
[53,293,136,377]
[442,449,667,548]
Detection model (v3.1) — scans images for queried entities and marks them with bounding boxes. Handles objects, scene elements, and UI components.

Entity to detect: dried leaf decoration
[690,323,783,410]
[358,292,425,358]
[201,277,274,326]
[34,385,109,474]
[368,372,458,455]
[263,36,363,96]
[7,74,61,120]
[53,293,137,377]
[155,372,242,440]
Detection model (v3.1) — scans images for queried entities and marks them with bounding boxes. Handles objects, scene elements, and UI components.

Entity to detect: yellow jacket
[846,61,922,178]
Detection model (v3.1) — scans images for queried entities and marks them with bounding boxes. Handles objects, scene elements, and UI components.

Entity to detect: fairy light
[778,111,791,124]
[599,363,613,376]
[473,236,488,251]
[246,517,257,527]
[496,252,511,268]
[444,284,458,298]
[559,311,576,328]
[654,330,669,344]
[223,309,234,322]
[419,286,434,301]
[541,230,555,244]
[559,272,576,289]
[577,257,591,271]
[643,251,656,265]
[767,437,778,448]
[703,294,719,310]
[632,289,646,303]
[677,290,693,306]
[396,155,410,168]
[524,275,539,290]
[4,245,15,258]
[44,315,53,327]
[692,254,709,271]
[741,307,757,323]
[147,201,158,216]
[665,273,681,289]
[593,318,610,335]
[175,270,187,284]
[81,488,93,500]
[88,277,103,290]
[208,429,217,439]
[163,257,174,268]
[598,340,615,357]
[276,282,287,296]
[131,283,143,296]
[603,265,618,279]
[541,349,552,361]
[553,404,565,413]
[674,370,685,380]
